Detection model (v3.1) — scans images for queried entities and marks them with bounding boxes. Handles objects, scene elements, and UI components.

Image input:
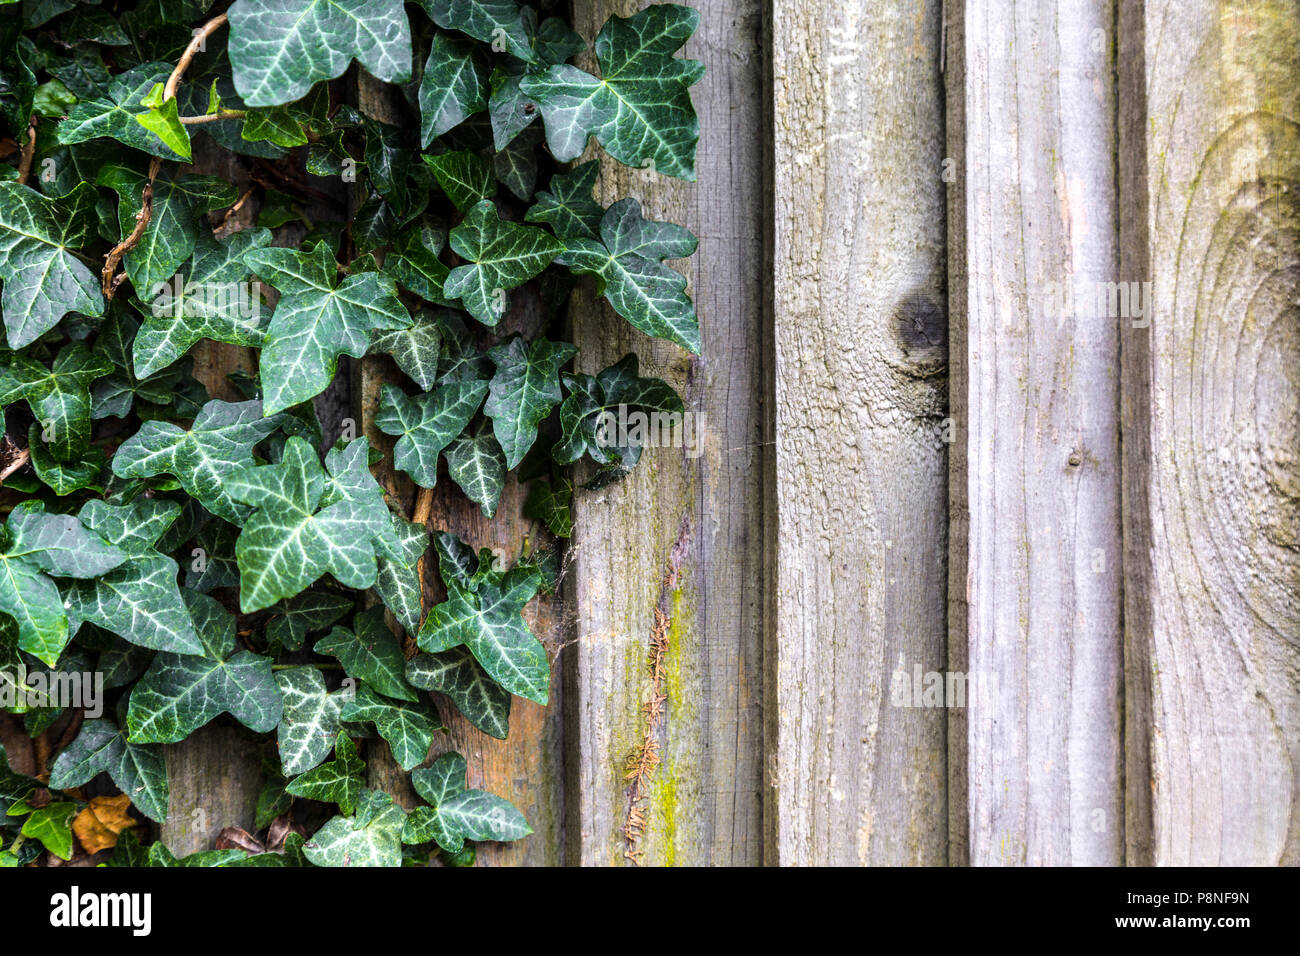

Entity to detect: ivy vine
[0,0,701,867]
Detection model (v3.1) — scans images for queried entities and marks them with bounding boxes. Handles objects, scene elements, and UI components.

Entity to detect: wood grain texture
[565,0,766,866]
[770,0,948,865]
[352,72,567,866]
[1120,0,1300,866]
[951,0,1125,866]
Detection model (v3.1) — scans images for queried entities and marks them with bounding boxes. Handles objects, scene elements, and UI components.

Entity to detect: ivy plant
[0,0,700,867]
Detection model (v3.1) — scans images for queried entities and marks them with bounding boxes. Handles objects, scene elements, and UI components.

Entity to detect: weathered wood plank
[566,0,766,866]
[770,0,948,865]
[1120,0,1300,866]
[951,0,1126,866]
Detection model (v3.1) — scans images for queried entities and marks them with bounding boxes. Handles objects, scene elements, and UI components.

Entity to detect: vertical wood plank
[566,0,767,866]
[770,0,949,865]
[952,0,1125,866]
[1121,0,1300,865]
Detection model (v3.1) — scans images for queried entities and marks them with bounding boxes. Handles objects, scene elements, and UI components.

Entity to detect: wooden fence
[134,0,1300,865]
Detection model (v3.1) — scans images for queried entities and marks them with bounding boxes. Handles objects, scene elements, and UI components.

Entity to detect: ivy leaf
[303,788,406,867]
[20,801,76,860]
[419,0,537,64]
[525,160,603,240]
[62,498,203,656]
[316,606,417,703]
[485,335,578,469]
[401,752,529,851]
[374,516,427,637]
[133,227,273,379]
[0,501,126,666]
[368,307,444,390]
[184,518,240,593]
[228,0,413,107]
[146,844,246,868]
[126,591,283,744]
[417,534,549,704]
[28,428,105,496]
[0,181,103,348]
[558,198,699,353]
[422,150,492,213]
[57,62,191,160]
[244,241,411,415]
[443,418,505,518]
[275,666,350,776]
[98,163,239,305]
[554,353,684,468]
[0,341,112,460]
[134,83,192,162]
[407,648,510,740]
[523,474,572,537]
[241,104,309,148]
[49,717,168,823]
[340,684,439,772]
[228,437,394,613]
[418,32,488,146]
[374,380,487,488]
[266,590,353,654]
[112,399,283,525]
[445,200,562,325]
[286,732,364,815]
[520,5,702,180]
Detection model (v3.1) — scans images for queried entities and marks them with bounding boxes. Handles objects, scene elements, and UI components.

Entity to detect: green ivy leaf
[49,716,169,823]
[444,199,562,325]
[422,149,492,213]
[27,427,105,495]
[265,589,354,654]
[520,4,703,180]
[340,684,439,772]
[242,104,309,148]
[443,418,505,518]
[112,399,284,525]
[133,226,272,378]
[20,801,76,860]
[558,197,699,352]
[228,0,413,107]
[98,163,238,305]
[57,62,191,160]
[523,474,572,537]
[524,160,603,240]
[62,498,203,656]
[374,516,427,638]
[286,732,364,814]
[419,0,537,64]
[367,307,444,390]
[0,501,126,666]
[0,341,112,460]
[418,32,488,147]
[407,647,510,740]
[134,85,192,162]
[126,590,283,743]
[374,380,487,490]
[303,788,406,867]
[275,665,350,776]
[401,752,529,851]
[244,240,411,415]
[316,606,417,703]
[228,437,394,612]
[0,181,103,347]
[484,335,578,469]
[417,533,549,704]
[554,352,684,468]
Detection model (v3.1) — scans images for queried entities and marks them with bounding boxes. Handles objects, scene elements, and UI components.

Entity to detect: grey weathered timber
[1120,0,1300,866]
[770,0,948,865]
[565,0,767,866]
[950,1,1125,866]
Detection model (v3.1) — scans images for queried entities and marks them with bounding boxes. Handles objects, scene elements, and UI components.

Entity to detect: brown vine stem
[15,116,36,186]
[0,446,30,486]
[102,13,229,299]
[408,485,435,653]
[179,109,247,125]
